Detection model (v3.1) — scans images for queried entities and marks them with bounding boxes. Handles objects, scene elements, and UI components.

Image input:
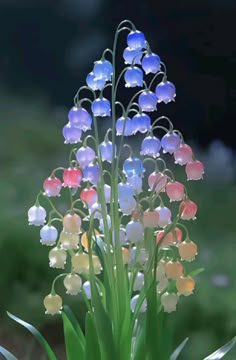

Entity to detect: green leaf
[62,306,85,360]
[0,346,18,360]
[85,312,101,360]
[7,312,57,360]
[203,336,236,359]
[170,337,189,360]
[189,268,205,277]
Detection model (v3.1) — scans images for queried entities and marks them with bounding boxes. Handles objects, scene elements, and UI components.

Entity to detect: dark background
[0,1,236,359]
[0,0,235,147]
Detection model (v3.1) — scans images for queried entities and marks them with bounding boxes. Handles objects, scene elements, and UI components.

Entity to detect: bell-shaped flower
[40,225,58,246]
[62,123,82,144]
[126,220,144,243]
[59,231,79,250]
[178,241,198,262]
[104,184,111,203]
[130,294,147,312]
[176,276,195,296]
[49,247,67,269]
[43,177,62,197]
[112,227,127,246]
[83,163,101,185]
[142,52,161,74]
[63,213,81,233]
[63,168,82,188]
[179,200,198,220]
[92,97,111,117]
[28,205,46,226]
[76,146,96,169]
[174,144,193,165]
[161,292,179,313]
[127,30,146,50]
[133,271,145,291]
[148,172,168,193]
[132,112,151,133]
[86,72,106,90]
[123,157,145,177]
[119,197,137,215]
[68,107,92,131]
[138,90,157,112]
[126,175,143,194]
[124,66,143,88]
[89,202,103,219]
[165,261,184,280]
[93,60,113,81]
[157,277,169,293]
[155,206,172,228]
[161,132,181,154]
[99,214,111,233]
[155,81,176,104]
[99,140,117,163]
[185,160,204,180]
[123,47,142,65]
[63,274,82,295]
[143,210,159,228]
[166,181,185,202]
[72,252,89,274]
[140,135,161,157]
[118,182,135,199]
[116,116,134,136]
[44,294,62,315]
[80,188,98,207]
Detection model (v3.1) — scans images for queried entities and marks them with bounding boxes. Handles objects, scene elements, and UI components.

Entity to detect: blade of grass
[203,336,236,360]
[7,312,57,360]
[62,307,85,360]
[170,337,189,360]
[0,346,18,360]
[85,312,101,360]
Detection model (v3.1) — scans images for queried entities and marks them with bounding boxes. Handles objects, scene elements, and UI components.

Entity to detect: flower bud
[44,294,62,315]
[63,274,82,295]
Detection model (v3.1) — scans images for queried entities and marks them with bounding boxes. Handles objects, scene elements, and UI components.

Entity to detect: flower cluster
[28,20,204,317]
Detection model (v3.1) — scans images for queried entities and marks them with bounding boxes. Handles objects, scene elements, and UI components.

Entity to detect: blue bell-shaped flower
[127,30,146,50]
[140,135,161,158]
[99,140,117,163]
[62,123,82,144]
[86,72,106,91]
[76,146,96,168]
[132,112,151,133]
[124,66,143,88]
[68,107,92,131]
[123,157,145,177]
[92,97,111,117]
[161,132,181,154]
[126,175,143,194]
[116,116,134,136]
[118,182,135,200]
[93,60,113,81]
[142,53,161,74]
[40,225,58,246]
[123,47,142,65]
[138,91,158,112]
[155,81,176,104]
[83,163,101,185]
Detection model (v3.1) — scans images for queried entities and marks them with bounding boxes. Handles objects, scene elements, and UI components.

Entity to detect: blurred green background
[0,0,236,359]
